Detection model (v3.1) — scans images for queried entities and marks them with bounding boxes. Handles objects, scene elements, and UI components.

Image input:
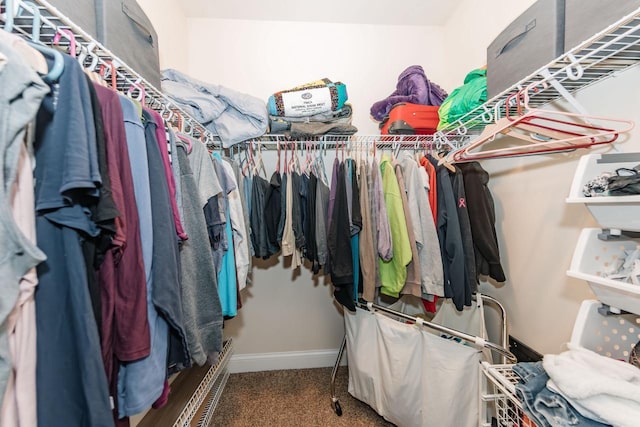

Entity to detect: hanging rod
[1,0,219,147]
[356,299,517,363]
[216,134,473,152]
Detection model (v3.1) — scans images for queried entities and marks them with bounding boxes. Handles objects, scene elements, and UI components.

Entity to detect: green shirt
[378,156,412,297]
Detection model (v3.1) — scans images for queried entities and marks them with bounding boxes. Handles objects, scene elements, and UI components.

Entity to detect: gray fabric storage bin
[101,0,162,89]
[564,0,640,51]
[47,0,162,88]
[45,0,99,38]
[486,0,565,98]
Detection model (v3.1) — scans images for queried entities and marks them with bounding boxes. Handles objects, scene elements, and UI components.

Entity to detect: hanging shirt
[264,171,282,254]
[116,104,169,418]
[457,162,506,284]
[315,176,330,269]
[450,166,478,299]
[95,84,150,387]
[144,108,187,241]
[420,155,438,223]
[328,161,353,287]
[359,161,376,302]
[212,154,237,317]
[250,174,271,258]
[400,156,444,297]
[370,158,393,263]
[394,163,422,298]
[306,173,319,273]
[223,159,250,302]
[176,144,223,365]
[378,156,412,298]
[428,156,468,310]
[2,145,43,427]
[35,55,112,427]
[0,37,48,427]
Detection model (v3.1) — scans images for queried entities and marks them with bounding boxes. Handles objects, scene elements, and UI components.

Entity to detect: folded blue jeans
[513,362,610,427]
[513,362,551,427]
[534,386,609,426]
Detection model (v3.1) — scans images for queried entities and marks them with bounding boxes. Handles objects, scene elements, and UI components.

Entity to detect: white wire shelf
[436,7,640,148]
[3,1,639,154]
[1,0,217,145]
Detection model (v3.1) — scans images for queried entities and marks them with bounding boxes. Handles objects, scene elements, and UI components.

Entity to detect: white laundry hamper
[344,305,484,427]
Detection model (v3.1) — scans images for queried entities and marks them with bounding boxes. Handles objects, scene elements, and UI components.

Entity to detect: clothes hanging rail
[1,0,219,147]
[435,7,640,149]
[221,134,473,153]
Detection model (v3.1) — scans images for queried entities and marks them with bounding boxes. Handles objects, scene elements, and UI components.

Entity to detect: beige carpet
[209,367,395,426]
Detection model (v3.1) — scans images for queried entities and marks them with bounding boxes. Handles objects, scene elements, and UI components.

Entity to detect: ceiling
[178,0,459,26]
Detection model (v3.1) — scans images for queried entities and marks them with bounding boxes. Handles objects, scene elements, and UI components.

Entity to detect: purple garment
[370,65,448,121]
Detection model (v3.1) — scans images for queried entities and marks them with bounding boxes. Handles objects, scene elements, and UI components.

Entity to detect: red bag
[380,103,440,135]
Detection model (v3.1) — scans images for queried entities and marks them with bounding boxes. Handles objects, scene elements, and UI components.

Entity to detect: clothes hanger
[52,28,76,57]
[9,1,65,83]
[446,86,635,163]
[126,78,146,105]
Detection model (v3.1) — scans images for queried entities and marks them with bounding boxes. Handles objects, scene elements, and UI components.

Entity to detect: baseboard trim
[228,349,347,373]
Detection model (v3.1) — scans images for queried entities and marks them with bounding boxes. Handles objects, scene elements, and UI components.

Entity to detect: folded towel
[543,343,640,427]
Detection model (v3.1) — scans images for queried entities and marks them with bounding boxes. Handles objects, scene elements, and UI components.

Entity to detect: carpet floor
[209,367,395,426]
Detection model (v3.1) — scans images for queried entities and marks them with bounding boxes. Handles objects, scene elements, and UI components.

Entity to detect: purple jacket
[370,65,448,121]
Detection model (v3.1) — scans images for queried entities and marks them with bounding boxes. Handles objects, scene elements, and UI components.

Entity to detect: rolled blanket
[268,78,348,117]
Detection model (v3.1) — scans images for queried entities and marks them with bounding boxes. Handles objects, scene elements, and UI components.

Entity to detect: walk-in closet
[1,0,640,426]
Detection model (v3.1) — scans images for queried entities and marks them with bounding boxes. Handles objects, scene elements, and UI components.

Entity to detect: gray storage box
[101,0,161,88]
[46,0,161,88]
[564,0,640,51]
[486,0,565,98]
[44,0,99,38]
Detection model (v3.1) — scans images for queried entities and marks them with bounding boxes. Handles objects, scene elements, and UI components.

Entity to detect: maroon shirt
[95,85,150,386]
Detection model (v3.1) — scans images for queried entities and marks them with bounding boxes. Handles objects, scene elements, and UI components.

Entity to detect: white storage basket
[566,153,640,232]
[570,299,640,360]
[567,228,640,314]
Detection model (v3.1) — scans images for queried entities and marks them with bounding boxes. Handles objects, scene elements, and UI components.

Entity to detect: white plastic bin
[567,228,640,314]
[566,153,640,232]
[570,300,640,360]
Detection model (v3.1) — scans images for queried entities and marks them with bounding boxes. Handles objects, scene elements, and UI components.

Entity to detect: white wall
[186,18,448,135]
[447,0,640,355]
[185,18,449,359]
[142,1,640,361]
[137,0,189,72]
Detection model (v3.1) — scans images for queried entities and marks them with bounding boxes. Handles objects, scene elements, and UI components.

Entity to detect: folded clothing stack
[513,343,640,427]
[161,69,268,148]
[267,78,357,137]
